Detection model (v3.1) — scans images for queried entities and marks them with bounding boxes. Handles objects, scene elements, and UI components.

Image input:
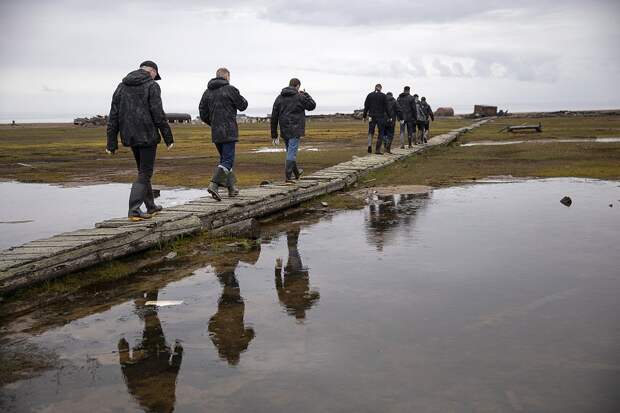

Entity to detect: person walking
[396,86,416,148]
[270,78,316,182]
[421,97,435,142]
[199,67,248,201]
[363,84,388,154]
[383,92,400,154]
[413,94,427,144]
[106,60,174,222]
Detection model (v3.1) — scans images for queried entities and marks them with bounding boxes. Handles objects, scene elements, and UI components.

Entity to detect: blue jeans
[215,142,236,171]
[284,137,300,162]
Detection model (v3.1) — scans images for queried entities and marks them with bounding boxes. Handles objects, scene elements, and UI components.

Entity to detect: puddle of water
[1,178,619,412]
[252,147,320,153]
[460,137,620,147]
[0,182,209,249]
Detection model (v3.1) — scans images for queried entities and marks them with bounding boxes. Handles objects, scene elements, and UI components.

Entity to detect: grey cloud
[431,52,560,82]
[259,0,617,26]
[42,85,62,93]
[301,58,426,79]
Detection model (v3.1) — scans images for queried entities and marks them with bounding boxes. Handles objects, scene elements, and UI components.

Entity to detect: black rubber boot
[128,182,152,221]
[385,140,393,154]
[285,160,295,182]
[208,166,228,201]
[227,171,239,197]
[367,145,372,154]
[408,136,412,148]
[292,161,303,180]
[375,138,383,154]
[144,183,162,215]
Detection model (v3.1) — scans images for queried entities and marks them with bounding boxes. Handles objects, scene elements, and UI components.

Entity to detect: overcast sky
[0,0,619,121]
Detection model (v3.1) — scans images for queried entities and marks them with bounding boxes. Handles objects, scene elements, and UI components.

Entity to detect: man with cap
[199,67,248,201]
[363,84,388,154]
[421,97,435,141]
[107,60,174,221]
[413,94,427,145]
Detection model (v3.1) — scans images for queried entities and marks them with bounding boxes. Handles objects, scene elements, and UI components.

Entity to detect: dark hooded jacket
[396,92,415,121]
[107,69,173,151]
[422,101,435,122]
[363,90,388,119]
[198,78,248,144]
[270,87,316,140]
[386,94,400,122]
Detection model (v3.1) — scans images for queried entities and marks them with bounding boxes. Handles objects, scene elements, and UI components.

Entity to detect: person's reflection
[208,248,260,365]
[366,193,425,251]
[275,228,320,321]
[118,290,183,413]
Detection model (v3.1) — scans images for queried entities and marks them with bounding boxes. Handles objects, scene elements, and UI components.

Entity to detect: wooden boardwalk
[0,120,489,294]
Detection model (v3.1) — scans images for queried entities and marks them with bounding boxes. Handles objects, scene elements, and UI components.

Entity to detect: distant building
[473,105,498,117]
[434,107,455,117]
[166,113,191,123]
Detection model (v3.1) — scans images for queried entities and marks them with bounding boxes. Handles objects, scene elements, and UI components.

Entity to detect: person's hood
[281,86,298,97]
[208,77,229,90]
[122,69,152,86]
[398,92,410,98]
[387,95,396,102]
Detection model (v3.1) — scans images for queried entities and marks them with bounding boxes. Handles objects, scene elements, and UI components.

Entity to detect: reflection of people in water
[208,247,260,365]
[118,290,183,413]
[366,193,427,251]
[275,228,320,320]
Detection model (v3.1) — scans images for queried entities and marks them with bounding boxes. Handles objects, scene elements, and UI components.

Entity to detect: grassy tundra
[0,115,618,188]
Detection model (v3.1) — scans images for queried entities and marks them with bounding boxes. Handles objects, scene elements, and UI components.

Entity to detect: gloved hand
[272,137,280,146]
[400,120,405,126]
[105,148,116,155]
[167,143,174,150]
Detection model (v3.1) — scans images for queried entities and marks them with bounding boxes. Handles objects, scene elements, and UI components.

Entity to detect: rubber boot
[375,137,383,154]
[227,170,239,197]
[407,136,412,149]
[386,139,393,154]
[144,183,162,215]
[285,160,295,182]
[208,166,228,201]
[128,182,152,221]
[292,161,303,180]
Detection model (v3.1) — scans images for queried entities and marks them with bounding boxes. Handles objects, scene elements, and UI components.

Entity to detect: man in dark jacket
[363,84,388,154]
[383,92,400,154]
[421,97,435,142]
[107,60,174,221]
[199,68,248,201]
[271,78,316,182]
[413,94,427,145]
[396,86,416,148]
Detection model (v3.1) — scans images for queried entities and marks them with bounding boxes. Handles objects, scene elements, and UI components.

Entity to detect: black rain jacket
[107,69,173,150]
[363,91,388,119]
[270,87,316,140]
[386,94,400,122]
[396,92,415,121]
[422,102,435,122]
[199,78,248,144]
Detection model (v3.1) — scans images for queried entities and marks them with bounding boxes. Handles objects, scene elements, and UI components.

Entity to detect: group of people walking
[364,84,434,154]
[106,60,433,221]
[106,61,316,221]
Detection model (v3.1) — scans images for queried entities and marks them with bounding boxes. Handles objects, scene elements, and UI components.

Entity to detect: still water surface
[1,178,619,412]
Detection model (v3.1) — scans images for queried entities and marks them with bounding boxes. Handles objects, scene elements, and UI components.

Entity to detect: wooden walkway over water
[0,120,489,294]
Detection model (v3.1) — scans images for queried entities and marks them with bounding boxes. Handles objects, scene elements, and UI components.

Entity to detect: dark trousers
[368,117,386,148]
[131,145,157,185]
[215,142,236,171]
[385,120,396,144]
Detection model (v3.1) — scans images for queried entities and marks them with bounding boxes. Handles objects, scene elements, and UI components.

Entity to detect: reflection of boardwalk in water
[275,228,320,321]
[208,247,260,365]
[118,290,183,413]
[365,193,430,251]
